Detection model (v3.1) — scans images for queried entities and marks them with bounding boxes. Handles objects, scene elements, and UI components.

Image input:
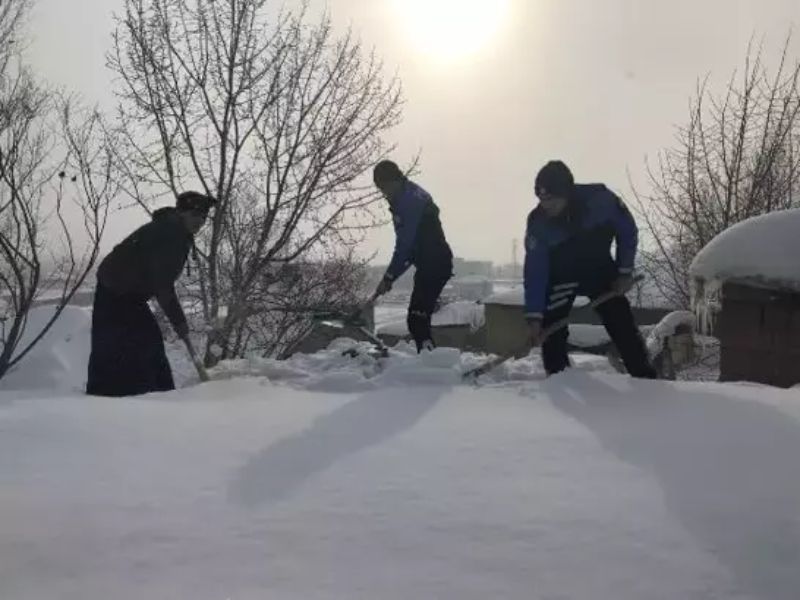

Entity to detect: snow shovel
[182,336,210,382]
[312,291,388,358]
[463,276,644,381]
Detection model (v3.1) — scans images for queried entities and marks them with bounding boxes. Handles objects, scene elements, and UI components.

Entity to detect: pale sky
[24,0,800,265]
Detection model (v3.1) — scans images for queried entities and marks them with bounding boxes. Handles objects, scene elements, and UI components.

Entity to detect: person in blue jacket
[373,160,453,352]
[524,160,656,378]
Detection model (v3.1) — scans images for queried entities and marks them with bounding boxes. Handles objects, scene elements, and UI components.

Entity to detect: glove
[527,318,543,348]
[375,276,393,297]
[174,321,190,341]
[612,274,635,296]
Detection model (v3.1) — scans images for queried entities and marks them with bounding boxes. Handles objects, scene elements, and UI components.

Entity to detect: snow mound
[0,306,92,392]
[691,208,800,291]
[209,338,617,391]
[646,311,695,357]
[376,301,485,337]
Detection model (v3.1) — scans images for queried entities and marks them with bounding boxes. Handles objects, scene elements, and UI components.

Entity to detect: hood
[152,206,177,220]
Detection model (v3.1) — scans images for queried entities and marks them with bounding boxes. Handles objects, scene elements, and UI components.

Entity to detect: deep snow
[1,303,796,599]
[2,344,800,598]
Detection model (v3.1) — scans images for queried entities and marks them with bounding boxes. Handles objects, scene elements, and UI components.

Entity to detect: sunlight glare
[392,0,511,63]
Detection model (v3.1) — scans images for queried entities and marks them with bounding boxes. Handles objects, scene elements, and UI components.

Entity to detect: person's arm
[143,218,191,337]
[608,192,638,275]
[383,186,428,282]
[156,286,189,339]
[523,223,549,320]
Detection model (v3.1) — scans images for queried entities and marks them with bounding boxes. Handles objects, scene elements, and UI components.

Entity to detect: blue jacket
[385,180,452,280]
[523,184,638,318]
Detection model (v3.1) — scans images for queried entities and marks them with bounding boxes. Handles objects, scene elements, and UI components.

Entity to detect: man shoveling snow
[523,161,657,379]
[372,160,454,353]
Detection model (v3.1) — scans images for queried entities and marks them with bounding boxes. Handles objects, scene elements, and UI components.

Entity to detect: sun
[391,0,511,63]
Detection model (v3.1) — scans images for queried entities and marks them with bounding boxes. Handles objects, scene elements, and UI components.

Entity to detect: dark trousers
[542,283,657,379]
[86,285,175,396]
[407,269,451,352]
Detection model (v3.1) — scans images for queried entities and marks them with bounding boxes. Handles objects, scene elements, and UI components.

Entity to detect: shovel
[182,336,210,382]
[463,276,644,380]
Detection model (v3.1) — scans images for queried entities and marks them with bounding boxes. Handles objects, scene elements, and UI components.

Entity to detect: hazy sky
[24,0,800,264]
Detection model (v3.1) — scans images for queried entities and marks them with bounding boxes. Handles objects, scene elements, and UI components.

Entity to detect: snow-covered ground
[3,333,800,598]
[3,304,799,599]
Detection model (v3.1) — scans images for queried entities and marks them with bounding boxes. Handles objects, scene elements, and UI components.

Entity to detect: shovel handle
[183,336,210,382]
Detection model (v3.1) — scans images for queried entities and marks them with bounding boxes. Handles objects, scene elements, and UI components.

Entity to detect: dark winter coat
[96,207,192,332]
[385,180,453,281]
[523,184,638,318]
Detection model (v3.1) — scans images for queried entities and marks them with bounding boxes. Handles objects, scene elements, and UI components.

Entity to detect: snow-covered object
[485,287,590,308]
[451,276,494,301]
[690,208,800,291]
[645,311,696,357]
[568,324,612,348]
[0,306,92,392]
[377,301,485,337]
[565,324,655,349]
[4,368,800,598]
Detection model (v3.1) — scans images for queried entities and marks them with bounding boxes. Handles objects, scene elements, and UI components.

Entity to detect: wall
[484,301,671,357]
[379,324,486,352]
[718,282,800,388]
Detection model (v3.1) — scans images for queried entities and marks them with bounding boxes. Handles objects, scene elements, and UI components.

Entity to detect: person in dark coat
[524,160,656,379]
[373,160,453,352]
[86,191,215,396]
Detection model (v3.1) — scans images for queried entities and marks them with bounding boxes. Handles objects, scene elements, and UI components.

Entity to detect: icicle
[691,276,721,337]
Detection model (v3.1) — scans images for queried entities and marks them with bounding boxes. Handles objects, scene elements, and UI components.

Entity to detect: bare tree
[632,37,800,308]
[0,1,117,379]
[109,0,403,364]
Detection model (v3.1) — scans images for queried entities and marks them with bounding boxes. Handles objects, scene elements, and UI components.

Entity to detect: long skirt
[86,285,175,396]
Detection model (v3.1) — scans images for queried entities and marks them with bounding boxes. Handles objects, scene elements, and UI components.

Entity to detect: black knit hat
[373,160,404,185]
[535,161,575,198]
[176,191,216,214]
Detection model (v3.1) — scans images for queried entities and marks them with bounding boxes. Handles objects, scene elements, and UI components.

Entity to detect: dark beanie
[176,191,216,214]
[535,161,575,198]
[373,160,404,185]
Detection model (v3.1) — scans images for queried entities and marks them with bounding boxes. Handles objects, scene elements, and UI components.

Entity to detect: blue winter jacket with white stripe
[385,180,453,281]
[523,184,638,319]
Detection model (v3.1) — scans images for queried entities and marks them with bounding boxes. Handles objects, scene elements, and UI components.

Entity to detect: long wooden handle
[537,288,619,344]
[183,337,210,382]
[463,276,643,379]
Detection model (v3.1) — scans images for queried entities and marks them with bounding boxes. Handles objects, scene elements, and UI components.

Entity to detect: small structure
[450,276,494,302]
[377,301,486,351]
[691,209,800,388]
[289,305,376,356]
[482,286,671,357]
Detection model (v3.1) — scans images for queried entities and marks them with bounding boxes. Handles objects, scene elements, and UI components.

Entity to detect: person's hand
[527,319,543,347]
[375,276,393,297]
[174,321,190,341]
[612,274,634,295]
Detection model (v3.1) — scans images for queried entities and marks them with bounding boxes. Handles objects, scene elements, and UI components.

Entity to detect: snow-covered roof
[690,208,800,291]
[485,287,590,308]
[452,275,491,284]
[377,301,485,336]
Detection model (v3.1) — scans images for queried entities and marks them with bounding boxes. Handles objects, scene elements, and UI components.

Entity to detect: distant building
[452,257,493,279]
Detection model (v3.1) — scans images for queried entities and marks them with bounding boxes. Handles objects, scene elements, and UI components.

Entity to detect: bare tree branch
[110,0,404,364]
[632,35,800,308]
